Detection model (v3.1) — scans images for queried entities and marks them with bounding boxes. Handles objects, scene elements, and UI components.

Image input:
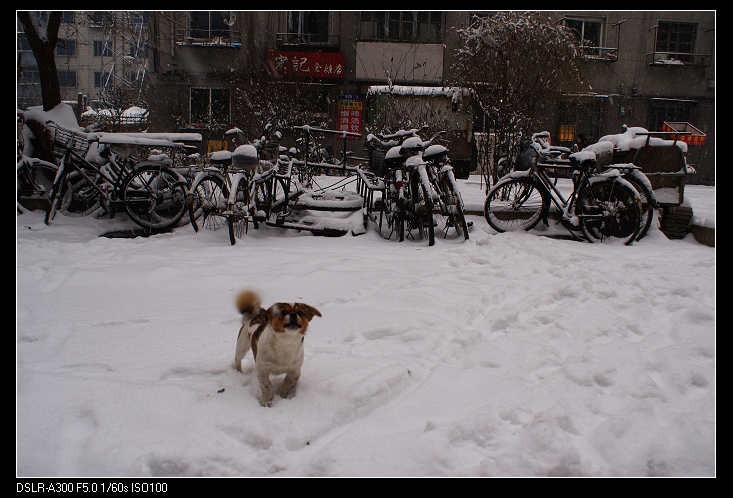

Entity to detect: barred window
[189,11,231,39]
[58,70,77,88]
[359,11,441,42]
[655,22,697,62]
[93,40,112,57]
[56,38,77,56]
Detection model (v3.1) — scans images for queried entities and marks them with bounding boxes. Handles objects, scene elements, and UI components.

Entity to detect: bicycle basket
[48,122,91,159]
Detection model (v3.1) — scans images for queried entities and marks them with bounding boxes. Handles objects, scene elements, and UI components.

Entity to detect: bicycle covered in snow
[187,125,370,245]
[43,120,189,231]
[483,134,643,245]
[366,127,471,246]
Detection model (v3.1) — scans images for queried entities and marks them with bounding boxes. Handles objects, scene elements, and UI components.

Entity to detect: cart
[609,127,702,238]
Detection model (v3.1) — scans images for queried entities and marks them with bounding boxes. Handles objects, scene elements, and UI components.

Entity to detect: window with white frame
[564,17,605,56]
[654,21,697,63]
[188,12,232,40]
[288,11,329,43]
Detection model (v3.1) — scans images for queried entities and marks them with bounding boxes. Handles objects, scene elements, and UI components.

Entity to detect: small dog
[233,290,322,407]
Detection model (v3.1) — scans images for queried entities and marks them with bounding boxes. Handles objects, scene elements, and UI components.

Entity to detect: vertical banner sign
[338,94,363,139]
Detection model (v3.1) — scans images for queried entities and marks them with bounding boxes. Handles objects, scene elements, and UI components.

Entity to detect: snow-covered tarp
[599,126,688,154]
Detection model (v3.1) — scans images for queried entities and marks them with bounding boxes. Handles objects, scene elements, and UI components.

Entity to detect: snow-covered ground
[17,177,715,477]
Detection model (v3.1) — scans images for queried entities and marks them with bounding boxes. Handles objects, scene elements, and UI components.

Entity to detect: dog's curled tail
[235,290,261,315]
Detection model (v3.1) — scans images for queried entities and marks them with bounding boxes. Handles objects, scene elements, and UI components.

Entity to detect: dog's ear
[294,303,322,320]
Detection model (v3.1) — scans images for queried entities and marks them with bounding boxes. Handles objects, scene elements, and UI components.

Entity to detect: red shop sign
[267,50,345,79]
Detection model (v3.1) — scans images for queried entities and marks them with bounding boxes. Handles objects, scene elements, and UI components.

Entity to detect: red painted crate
[662,122,706,146]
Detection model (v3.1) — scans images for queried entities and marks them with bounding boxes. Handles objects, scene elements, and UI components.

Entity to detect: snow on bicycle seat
[423,144,449,162]
[399,136,424,155]
[232,144,259,168]
[210,150,232,165]
[385,145,403,161]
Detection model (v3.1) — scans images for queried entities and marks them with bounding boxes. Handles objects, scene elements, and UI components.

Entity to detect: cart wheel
[660,205,693,239]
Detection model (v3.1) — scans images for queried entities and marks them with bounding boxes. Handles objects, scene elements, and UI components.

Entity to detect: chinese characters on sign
[267,50,345,79]
[338,95,362,138]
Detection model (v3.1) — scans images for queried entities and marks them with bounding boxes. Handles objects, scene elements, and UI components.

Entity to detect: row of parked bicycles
[484,131,656,246]
[18,116,662,247]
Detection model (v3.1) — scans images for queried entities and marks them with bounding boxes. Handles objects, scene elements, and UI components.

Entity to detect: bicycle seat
[232,144,259,169]
[384,146,404,170]
[423,144,449,162]
[399,136,424,156]
[211,150,232,166]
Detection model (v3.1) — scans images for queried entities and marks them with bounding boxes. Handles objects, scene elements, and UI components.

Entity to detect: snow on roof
[367,85,472,103]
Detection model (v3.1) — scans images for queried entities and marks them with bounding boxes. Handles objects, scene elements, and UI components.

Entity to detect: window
[129,11,149,25]
[20,70,40,84]
[288,11,329,43]
[655,22,697,63]
[93,40,112,57]
[188,11,231,39]
[558,124,575,143]
[359,11,441,42]
[190,88,230,126]
[564,18,604,55]
[58,70,77,88]
[56,38,76,56]
[94,71,113,88]
[129,42,148,57]
[648,99,693,131]
[61,12,74,23]
[89,11,112,27]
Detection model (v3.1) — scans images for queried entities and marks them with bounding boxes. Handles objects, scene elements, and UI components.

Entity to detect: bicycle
[422,140,471,241]
[368,131,436,246]
[483,139,642,245]
[44,120,188,231]
[188,144,291,245]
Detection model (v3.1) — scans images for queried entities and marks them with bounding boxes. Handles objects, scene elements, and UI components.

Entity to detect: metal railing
[580,45,618,61]
[275,32,340,48]
[646,51,711,66]
[175,28,242,47]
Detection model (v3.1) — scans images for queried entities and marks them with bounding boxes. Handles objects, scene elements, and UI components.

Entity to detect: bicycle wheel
[122,165,187,230]
[483,176,547,232]
[17,158,57,212]
[578,177,641,245]
[227,175,251,246]
[59,171,103,217]
[189,174,228,232]
[439,173,469,240]
[420,182,435,246]
[623,172,655,241]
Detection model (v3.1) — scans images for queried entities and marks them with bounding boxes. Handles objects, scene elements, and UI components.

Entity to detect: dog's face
[268,303,322,334]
